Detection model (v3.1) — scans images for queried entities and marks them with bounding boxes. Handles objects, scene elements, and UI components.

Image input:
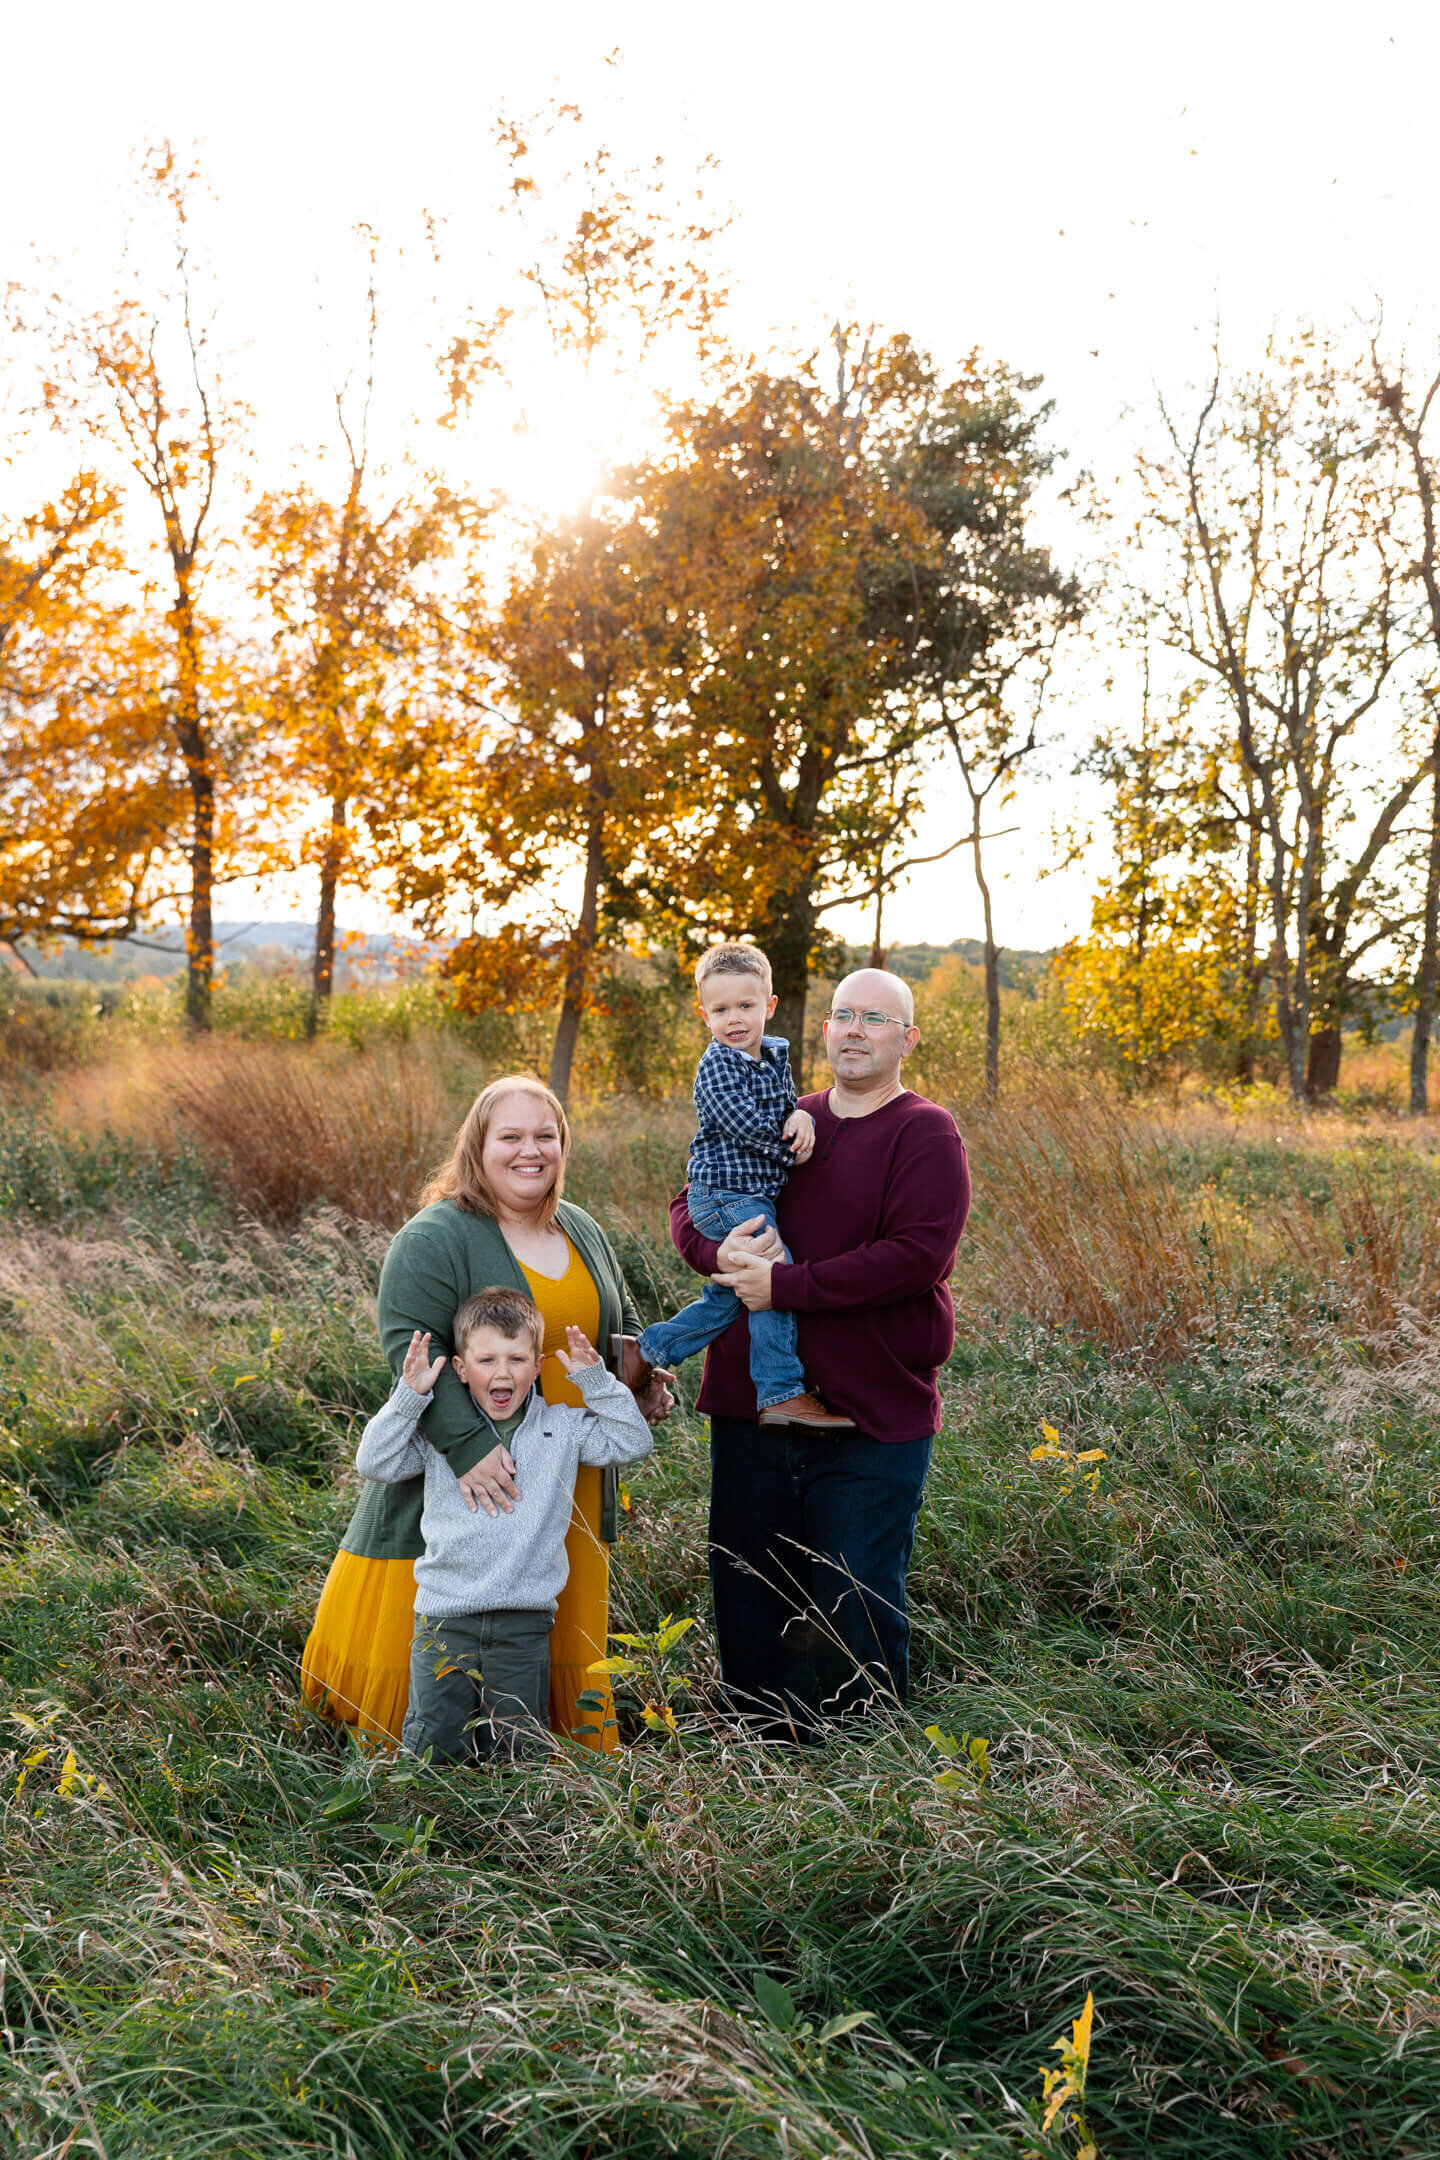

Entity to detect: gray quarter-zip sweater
[354,1360,652,1619]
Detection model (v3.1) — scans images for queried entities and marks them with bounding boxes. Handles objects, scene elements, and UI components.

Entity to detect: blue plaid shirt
[687,1035,798,1199]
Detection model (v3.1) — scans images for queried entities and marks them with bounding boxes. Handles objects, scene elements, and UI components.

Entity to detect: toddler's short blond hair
[694,942,772,997]
[452,1286,544,1360]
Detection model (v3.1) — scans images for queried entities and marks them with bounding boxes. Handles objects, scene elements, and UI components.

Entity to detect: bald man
[670,968,971,1739]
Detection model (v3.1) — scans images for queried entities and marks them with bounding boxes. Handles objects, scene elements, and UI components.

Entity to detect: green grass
[3,1106,1440,2156]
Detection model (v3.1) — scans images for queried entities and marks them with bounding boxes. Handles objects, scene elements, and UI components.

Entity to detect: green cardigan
[340,1199,644,1562]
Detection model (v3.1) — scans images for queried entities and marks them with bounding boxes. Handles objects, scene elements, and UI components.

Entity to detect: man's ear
[901,1025,921,1058]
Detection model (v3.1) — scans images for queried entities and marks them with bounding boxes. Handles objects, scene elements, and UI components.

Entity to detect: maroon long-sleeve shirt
[669,1087,971,1443]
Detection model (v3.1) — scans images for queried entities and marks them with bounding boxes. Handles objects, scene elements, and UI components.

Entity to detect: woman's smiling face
[481,1089,565,1219]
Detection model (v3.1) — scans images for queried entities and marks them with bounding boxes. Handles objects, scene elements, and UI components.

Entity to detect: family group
[300,944,972,1758]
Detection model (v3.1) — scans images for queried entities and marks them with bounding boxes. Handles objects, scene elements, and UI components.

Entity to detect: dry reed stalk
[956,1074,1232,1356]
[954,1070,1440,1363]
[158,1040,455,1227]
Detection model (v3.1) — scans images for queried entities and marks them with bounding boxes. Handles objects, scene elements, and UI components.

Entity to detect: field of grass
[3,1033,1440,2157]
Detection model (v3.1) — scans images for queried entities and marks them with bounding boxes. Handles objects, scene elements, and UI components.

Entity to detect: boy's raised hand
[784,1107,816,1162]
[401,1329,448,1395]
[554,1325,601,1376]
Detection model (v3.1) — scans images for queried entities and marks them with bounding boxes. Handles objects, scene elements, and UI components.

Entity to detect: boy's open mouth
[488,1382,516,1410]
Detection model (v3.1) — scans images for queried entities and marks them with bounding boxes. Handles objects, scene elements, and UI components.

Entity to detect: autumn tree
[1059,673,1255,1086]
[1134,338,1431,1099]
[27,145,255,1028]
[616,335,1072,1065]
[0,471,178,957]
[860,340,1079,1098]
[383,486,678,1101]
[1373,348,1440,1114]
[440,98,729,433]
[248,263,470,1024]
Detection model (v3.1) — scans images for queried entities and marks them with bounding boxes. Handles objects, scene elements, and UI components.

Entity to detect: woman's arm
[377,1226,519,1503]
[377,1226,487,1460]
[670,1189,720,1276]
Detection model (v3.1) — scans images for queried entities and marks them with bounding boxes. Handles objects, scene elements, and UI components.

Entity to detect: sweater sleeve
[670,1187,720,1279]
[354,1379,433,1482]
[376,1222,495,1464]
[565,1360,655,1468]
[770,1120,971,1316]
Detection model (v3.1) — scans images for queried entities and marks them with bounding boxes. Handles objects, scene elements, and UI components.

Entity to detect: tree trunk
[1236,809,1263,1083]
[177,718,214,1032]
[868,885,886,971]
[1412,759,1440,1115]
[1305,1024,1342,1097]
[968,803,1000,1101]
[173,587,214,1032]
[763,887,815,1086]
[548,806,604,1104]
[311,794,347,1031]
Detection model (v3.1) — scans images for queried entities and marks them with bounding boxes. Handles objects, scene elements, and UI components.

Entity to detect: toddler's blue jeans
[638,1188,805,1412]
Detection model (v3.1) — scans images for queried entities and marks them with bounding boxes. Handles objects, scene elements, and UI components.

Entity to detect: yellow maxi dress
[301,1213,624,1753]
[516,1242,617,1750]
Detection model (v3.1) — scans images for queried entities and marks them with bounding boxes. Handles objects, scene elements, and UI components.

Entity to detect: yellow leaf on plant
[1070,1990,1094,2066]
[58,1748,79,1798]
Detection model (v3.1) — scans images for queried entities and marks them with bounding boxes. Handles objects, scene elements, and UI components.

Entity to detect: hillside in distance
[11,922,428,986]
[841,938,1054,991]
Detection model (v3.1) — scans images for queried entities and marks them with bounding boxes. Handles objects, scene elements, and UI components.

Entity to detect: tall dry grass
[117,1039,459,1228]
[956,1069,1440,1358]
[38,1035,1440,1364]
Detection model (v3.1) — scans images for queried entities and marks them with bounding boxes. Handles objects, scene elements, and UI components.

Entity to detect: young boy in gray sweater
[355,1285,652,1763]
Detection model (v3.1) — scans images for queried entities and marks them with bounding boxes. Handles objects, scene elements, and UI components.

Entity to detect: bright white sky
[5,0,1438,955]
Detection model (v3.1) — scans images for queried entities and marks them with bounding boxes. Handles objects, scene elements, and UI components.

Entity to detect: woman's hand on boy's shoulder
[456,1445,519,1515]
[401,1329,448,1395]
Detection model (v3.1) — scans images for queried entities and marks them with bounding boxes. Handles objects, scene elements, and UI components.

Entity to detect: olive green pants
[401,1608,553,1763]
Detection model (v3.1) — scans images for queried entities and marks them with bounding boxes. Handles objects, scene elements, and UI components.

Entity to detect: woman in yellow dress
[301,1074,673,1750]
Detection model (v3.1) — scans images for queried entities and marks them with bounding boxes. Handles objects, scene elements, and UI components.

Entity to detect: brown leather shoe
[610,1335,654,1392]
[758,1391,857,1431]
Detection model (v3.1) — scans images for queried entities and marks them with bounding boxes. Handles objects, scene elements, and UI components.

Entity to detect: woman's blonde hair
[421,1073,571,1223]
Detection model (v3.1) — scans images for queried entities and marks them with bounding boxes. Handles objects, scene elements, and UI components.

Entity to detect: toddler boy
[355,1286,652,1762]
[630,943,852,1430]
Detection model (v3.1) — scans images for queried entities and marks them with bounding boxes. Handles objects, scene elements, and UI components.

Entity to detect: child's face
[453,1324,541,1418]
[699,975,777,1057]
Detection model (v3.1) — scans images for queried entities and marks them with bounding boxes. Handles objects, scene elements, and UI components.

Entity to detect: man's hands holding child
[401,1329,448,1394]
[715,1216,782,1310]
[783,1107,816,1162]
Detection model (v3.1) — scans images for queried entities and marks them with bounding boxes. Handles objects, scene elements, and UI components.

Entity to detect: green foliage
[0,976,107,1075]
[0,1101,216,1224]
[3,1094,1440,2154]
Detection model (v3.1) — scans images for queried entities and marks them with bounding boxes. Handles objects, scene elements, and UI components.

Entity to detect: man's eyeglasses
[828,1007,909,1031]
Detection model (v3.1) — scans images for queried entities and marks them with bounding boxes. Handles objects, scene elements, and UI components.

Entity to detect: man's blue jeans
[708,1415,934,1742]
[638,1189,805,1412]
